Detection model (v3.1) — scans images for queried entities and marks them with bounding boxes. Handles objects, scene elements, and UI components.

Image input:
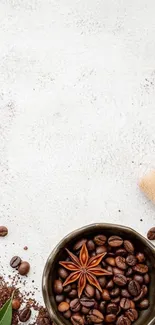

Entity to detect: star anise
[59,243,112,297]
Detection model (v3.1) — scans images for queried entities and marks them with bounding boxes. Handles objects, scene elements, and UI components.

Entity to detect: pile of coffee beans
[10,256,30,276]
[53,235,150,325]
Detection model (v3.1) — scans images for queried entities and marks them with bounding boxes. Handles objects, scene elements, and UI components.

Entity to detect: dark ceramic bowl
[42,223,155,325]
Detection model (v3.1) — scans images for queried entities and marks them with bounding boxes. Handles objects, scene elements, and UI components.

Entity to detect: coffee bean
[37,317,51,325]
[58,267,68,279]
[101,289,110,300]
[126,268,133,276]
[115,256,127,270]
[98,276,107,288]
[106,280,114,289]
[10,256,21,268]
[133,274,143,284]
[58,301,70,312]
[99,301,106,313]
[87,240,95,251]
[142,284,148,296]
[128,280,141,297]
[94,235,107,246]
[144,273,150,284]
[120,298,131,310]
[106,265,113,273]
[111,296,121,304]
[95,289,101,300]
[113,274,127,286]
[125,309,138,322]
[18,261,30,275]
[69,289,78,298]
[0,226,8,237]
[105,314,116,323]
[133,289,144,302]
[12,299,21,310]
[81,306,90,314]
[87,309,104,323]
[116,315,131,325]
[70,298,81,312]
[133,264,148,274]
[90,251,96,257]
[54,280,63,294]
[110,287,120,297]
[115,248,127,257]
[121,289,131,298]
[64,284,72,293]
[136,252,145,263]
[55,295,65,303]
[96,246,107,254]
[113,267,124,275]
[105,257,116,266]
[73,239,87,251]
[147,227,155,240]
[19,307,31,322]
[64,310,72,319]
[84,284,95,298]
[108,236,123,247]
[80,298,95,308]
[138,299,149,309]
[66,298,71,303]
[126,255,137,266]
[106,303,118,314]
[71,315,84,325]
[124,241,134,254]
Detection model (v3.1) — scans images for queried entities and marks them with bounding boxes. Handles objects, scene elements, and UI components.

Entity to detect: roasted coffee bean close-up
[53,234,150,325]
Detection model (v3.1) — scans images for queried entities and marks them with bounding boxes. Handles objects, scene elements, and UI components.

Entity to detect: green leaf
[0,297,12,325]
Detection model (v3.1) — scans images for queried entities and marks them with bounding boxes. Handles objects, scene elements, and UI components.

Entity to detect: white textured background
[0,0,155,304]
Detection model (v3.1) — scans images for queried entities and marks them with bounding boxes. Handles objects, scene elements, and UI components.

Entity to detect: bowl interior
[43,224,155,325]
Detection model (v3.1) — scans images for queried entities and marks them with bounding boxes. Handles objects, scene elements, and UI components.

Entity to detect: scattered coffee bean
[121,289,131,298]
[58,302,70,312]
[81,306,90,314]
[84,284,95,298]
[136,252,145,263]
[12,299,21,310]
[126,267,133,276]
[115,248,127,257]
[133,264,148,274]
[0,226,8,237]
[94,235,107,246]
[37,317,51,325]
[69,289,78,298]
[125,309,138,322]
[80,298,95,308]
[113,274,127,286]
[124,240,134,253]
[128,280,141,297]
[19,307,31,322]
[54,280,63,294]
[73,239,87,251]
[113,267,124,275]
[115,256,127,270]
[18,261,30,275]
[64,310,72,319]
[126,255,137,266]
[106,279,114,289]
[87,309,104,323]
[108,236,123,247]
[111,296,121,304]
[95,289,101,300]
[64,284,72,293]
[147,227,155,240]
[10,256,21,268]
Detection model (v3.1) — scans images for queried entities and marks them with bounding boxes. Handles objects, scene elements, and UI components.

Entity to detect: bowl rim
[42,223,155,325]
